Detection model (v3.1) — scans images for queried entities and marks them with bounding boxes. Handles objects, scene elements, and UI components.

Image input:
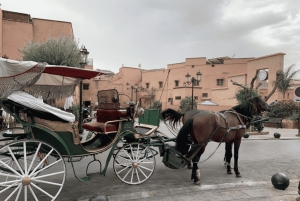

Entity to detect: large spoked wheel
[113,142,155,185]
[0,139,66,201]
[0,127,26,147]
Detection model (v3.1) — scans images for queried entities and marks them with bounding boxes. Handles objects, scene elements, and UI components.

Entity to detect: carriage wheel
[0,140,66,201]
[113,142,155,185]
[0,127,26,147]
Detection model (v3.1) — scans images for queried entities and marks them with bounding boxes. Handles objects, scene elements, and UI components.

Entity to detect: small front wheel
[113,142,155,185]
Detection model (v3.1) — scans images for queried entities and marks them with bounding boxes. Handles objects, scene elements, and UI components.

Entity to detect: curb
[77,179,300,201]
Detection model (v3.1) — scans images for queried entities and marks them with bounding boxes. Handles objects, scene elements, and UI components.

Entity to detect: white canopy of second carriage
[0,58,101,99]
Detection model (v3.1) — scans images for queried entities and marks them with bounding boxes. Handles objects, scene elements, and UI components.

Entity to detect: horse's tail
[161,108,184,128]
[176,118,193,155]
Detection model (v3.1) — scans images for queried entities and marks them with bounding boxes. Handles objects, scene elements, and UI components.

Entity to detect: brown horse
[162,96,269,184]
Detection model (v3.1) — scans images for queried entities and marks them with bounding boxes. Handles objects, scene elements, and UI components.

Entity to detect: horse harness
[187,109,249,163]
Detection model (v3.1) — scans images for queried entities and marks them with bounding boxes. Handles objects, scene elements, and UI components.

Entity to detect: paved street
[44,123,300,201]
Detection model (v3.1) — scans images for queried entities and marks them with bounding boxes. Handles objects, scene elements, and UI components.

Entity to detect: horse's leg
[225,141,233,174]
[233,139,242,177]
[191,145,206,185]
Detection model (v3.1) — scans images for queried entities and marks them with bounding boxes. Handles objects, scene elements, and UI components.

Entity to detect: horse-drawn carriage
[0,58,189,200]
[0,58,270,200]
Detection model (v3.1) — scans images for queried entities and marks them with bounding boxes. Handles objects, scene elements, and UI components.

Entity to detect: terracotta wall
[1,9,73,61]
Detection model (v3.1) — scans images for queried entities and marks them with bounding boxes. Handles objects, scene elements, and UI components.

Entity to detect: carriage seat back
[83,109,130,134]
[32,116,80,145]
[96,109,119,122]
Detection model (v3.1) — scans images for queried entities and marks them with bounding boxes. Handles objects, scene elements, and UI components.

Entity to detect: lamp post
[78,46,89,134]
[126,83,144,103]
[185,70,202,110]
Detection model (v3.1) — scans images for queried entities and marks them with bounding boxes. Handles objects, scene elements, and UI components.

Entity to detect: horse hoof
[227,170,233,174]
[236,174,242,178]
[194,180,200,185]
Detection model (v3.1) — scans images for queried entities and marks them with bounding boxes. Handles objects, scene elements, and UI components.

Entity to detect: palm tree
[275,64,300,99]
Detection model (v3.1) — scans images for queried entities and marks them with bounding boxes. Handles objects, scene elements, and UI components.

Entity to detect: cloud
[1,0,300,72]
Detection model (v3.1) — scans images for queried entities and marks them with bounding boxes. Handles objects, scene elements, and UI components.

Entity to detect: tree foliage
[19,35,82,67]
[147,100,162,111]
[234,87,261,104]
[179,96,197,112]
[267,100,300,119]
[274,64,300,99]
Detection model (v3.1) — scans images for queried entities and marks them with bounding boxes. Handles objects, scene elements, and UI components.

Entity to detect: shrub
[147,100,162,112]
[179,96,197,113]
[19,35,82,67]
[267,100,300,119]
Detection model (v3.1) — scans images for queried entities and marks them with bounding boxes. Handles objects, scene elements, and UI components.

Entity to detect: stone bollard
[89,193,109,201]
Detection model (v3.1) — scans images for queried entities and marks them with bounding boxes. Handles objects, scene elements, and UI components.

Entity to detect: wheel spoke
[122,166,133,180]
[117,165,130,174]
[130,167,134,183]
[124,149,133,161]
[24,185,27,201]
[137,166,147,178]
[4,183,21,201]
[33,170,65,180]
[5,147,24,176]
[15,184,23,201]
[27,143,42,175]
[31,182,54,199]
[23,142,28,175]
[0,159,22,177]
[28,185,38,201]
[31,179,63,186]
[138,164,153,172]
[135,168,140,183]
[0,181,20,194]
[29,148,54,177]
[30,158,62,177]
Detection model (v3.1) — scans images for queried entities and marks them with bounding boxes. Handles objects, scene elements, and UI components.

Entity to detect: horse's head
[251,96,270,113]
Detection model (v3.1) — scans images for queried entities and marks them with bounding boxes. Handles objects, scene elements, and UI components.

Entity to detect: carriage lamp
[185,70,202,110]
[126,82,144,103]
[78,46,89,134]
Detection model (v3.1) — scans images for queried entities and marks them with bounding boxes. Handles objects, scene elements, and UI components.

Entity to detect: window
[168,98,173,104]
[146,83,150,89]
[159,81,163,88]
[83,83,89,90]
[202,93,208,97]
[217,79,224,86]
[175,96,181,100]
[175,80,179,87]
[194,96,198,100]
[192,65,194,68]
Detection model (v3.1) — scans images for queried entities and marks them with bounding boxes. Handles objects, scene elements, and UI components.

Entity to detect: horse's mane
[231,97,262,125]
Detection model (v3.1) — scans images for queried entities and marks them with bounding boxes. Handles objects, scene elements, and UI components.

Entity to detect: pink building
[82,53,286,111]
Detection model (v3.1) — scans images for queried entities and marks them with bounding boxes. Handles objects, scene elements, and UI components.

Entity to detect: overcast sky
[2,0,300,73]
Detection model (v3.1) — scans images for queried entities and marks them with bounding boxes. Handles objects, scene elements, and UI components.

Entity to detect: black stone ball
[274,132,281,138]
[271,173,289,190]
[243,132,249,138]
[298,180,300,195]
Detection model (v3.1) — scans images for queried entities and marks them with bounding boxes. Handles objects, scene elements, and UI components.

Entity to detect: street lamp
[78,46,89,134]
[126,82,144,103]
[185,70,202,110]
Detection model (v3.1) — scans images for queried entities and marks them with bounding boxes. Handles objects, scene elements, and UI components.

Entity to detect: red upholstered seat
[82,122,117,132]
[82,109,120,133]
